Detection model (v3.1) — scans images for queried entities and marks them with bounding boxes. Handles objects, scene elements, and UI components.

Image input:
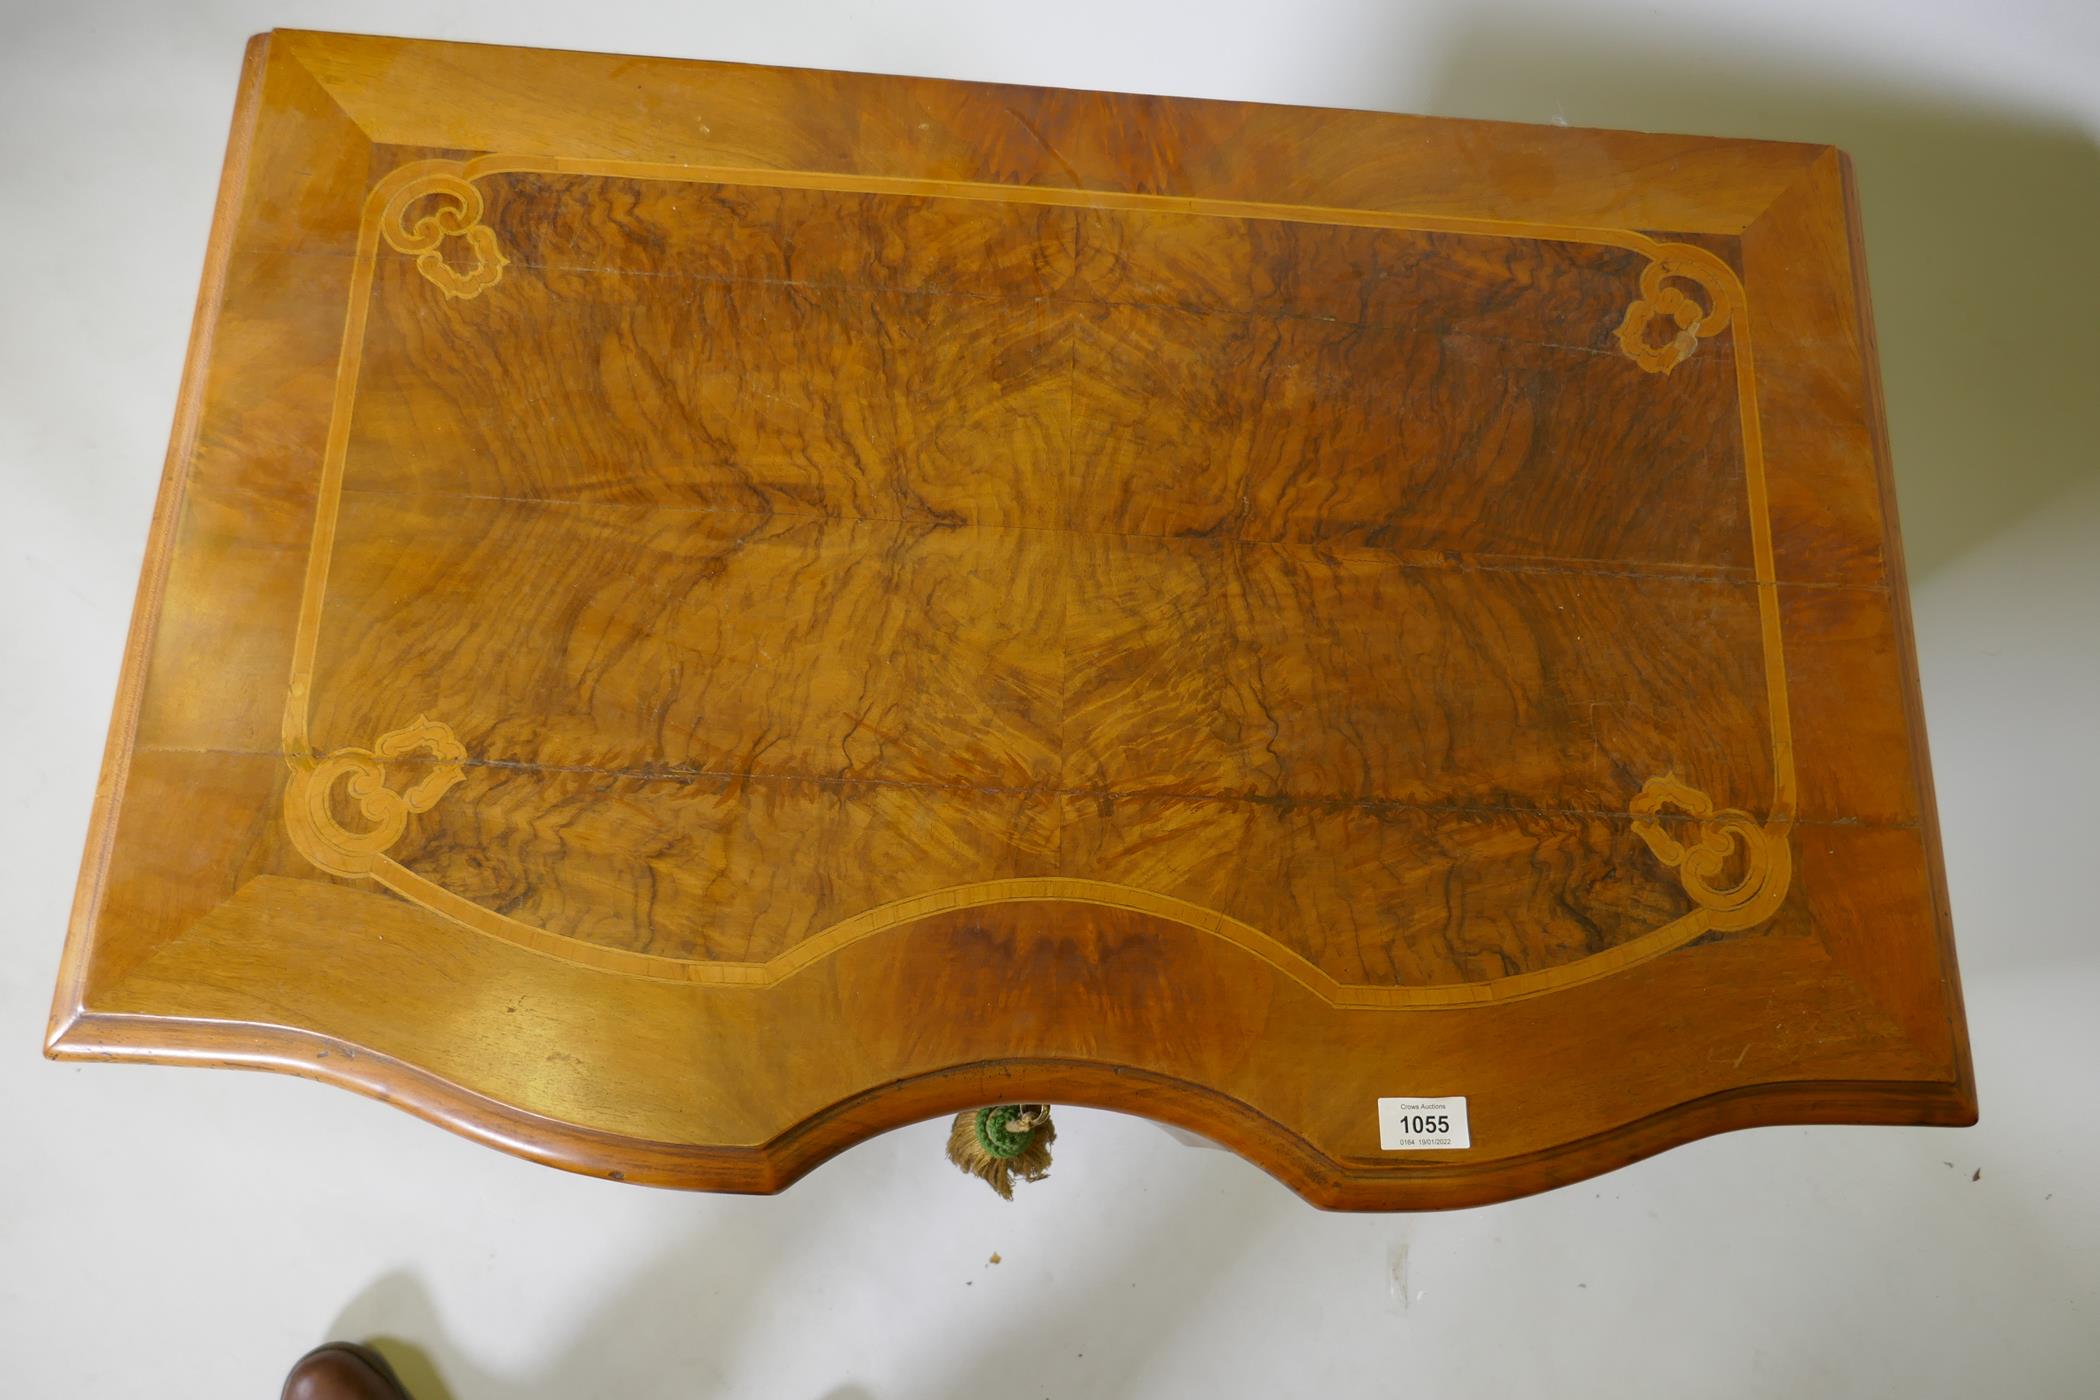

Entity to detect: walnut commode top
[49,30,1973,1208]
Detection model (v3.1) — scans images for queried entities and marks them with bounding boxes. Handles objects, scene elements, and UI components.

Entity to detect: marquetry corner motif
[284,717,468,879]
[379,170,509,300]
[1616,256,1736,374]
[1630,773,1791,931]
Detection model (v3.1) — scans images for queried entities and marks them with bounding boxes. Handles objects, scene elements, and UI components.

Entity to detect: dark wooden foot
[281,1344,412,1400]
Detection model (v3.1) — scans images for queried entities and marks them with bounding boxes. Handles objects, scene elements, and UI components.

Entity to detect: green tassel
[947,1104,1055,1199]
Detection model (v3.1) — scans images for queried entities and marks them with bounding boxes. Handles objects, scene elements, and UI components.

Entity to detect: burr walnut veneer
[48,30,1975,1208]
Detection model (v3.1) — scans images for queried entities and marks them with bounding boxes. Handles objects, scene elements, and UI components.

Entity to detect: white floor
[4,2,2097,1395]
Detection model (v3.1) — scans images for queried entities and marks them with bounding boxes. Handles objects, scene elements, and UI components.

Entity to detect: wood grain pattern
[48,30,1973,1209]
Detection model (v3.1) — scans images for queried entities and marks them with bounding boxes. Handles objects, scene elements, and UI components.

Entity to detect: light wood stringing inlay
[280,154,1797,1005]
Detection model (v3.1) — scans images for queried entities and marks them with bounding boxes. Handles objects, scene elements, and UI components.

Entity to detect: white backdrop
[3,2,2096,1396]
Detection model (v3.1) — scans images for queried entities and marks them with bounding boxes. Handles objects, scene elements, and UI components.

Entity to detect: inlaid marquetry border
[281,153,1798,1008]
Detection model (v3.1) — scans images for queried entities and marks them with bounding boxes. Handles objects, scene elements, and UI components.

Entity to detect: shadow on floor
[327,1172,847,1399]
[323,1116,1281,1399]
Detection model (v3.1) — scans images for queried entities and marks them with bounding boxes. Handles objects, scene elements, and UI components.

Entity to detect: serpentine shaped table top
[48,30,1974,1208]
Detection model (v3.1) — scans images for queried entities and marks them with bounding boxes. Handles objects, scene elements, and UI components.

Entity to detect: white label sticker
[1378,1096,1471,1150]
